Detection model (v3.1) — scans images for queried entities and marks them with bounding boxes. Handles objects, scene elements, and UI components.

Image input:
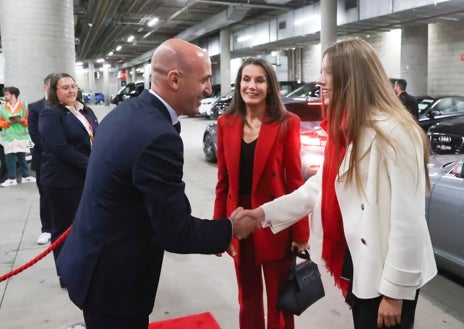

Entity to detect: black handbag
[277,249,325,315]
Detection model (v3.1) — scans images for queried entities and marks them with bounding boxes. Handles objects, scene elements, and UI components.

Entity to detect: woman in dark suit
[39,73,99,287]
[213,57,309,329]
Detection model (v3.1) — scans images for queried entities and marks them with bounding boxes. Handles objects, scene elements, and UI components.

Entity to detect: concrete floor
[0,105,463,329]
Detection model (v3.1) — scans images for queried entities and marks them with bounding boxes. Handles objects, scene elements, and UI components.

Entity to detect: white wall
[301,43,321,82]
[300,31,402,86]
[428,21,464,96]
[366,30,401,79]
[0,53,4,84]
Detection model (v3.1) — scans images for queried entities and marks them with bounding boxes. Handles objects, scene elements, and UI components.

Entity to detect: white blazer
[261,116,437,300]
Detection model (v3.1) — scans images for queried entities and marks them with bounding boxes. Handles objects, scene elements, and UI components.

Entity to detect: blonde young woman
[239,38,437,329]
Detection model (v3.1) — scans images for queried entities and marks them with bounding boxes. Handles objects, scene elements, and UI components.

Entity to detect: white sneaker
[37,232,51,245]
[21,176,36,183]
[1,179,18,187]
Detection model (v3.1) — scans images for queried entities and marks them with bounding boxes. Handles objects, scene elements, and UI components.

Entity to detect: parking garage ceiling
[72,0,464,67]
[2,0,464,68]
[73,0,313,66]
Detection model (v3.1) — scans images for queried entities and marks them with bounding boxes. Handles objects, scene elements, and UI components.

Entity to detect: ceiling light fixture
[237,35,253,42]
[147,17,159,27]
[116,45,122,51]
[294,15,317,26]
[127,35,135,42]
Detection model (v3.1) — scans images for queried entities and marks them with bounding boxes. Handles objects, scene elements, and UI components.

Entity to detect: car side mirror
[427,111,435,119]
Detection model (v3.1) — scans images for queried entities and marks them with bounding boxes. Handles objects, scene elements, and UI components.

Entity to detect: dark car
[427,116,464,154]
[418,96,464,131]
[209,90,234,120]
[426,155,464,279]
[208,81,305,120]
[198,84,225,118]
[282,82,321,117]
[110,81,145,105]
[279,80,305,97]
[84,92,105,105]
[283,82,320,101]
[203,97,325,180]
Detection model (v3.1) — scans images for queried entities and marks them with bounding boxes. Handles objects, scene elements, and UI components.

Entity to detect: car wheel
[203,133,217,163]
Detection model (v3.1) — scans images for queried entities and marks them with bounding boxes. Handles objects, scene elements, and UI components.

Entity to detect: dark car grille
[429,133,464,154]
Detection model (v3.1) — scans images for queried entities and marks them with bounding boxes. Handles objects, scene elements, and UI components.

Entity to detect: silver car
[427,154,464,279]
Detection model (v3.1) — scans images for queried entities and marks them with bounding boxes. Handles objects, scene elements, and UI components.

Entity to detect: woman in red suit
[214,57,309,329]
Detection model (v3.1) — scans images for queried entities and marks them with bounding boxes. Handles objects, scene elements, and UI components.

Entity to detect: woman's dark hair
[3,86,20,97]
[226,57,287,123]
[46,73,77,107]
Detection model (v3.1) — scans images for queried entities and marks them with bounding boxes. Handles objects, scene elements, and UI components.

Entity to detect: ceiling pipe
[120,0,294,69]
[79,0,126,60]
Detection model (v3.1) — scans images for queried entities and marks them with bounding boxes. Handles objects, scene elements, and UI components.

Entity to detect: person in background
[39,73,99,288]
[237,38,437,329]
[0,86,36,187]
[214,57,309,329]
[56,39,258,329]
[28,73,56,245]
[394,79,419,121]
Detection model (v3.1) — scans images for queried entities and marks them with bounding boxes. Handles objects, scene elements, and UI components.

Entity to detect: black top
[399,92,419,121]
[239,138,257,195]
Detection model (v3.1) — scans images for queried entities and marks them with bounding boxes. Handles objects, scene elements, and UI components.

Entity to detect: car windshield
[285,82,320,100]
[418,97,435,115]
[420,96,464,117]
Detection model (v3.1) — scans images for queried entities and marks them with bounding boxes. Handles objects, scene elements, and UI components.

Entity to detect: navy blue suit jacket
[28,98,45,171]
[39,103,98,189]
[57,90,232,317]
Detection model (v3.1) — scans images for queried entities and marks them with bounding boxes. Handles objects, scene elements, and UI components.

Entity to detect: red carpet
[149,312,221,329]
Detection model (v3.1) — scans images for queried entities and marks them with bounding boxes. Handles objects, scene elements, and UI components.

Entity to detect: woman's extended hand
[377,296,403,327]
[291,241,308,252]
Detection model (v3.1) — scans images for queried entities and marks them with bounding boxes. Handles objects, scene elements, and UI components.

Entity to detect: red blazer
[214,111,309,264]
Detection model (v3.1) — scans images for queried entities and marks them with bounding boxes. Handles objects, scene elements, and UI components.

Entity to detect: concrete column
[320,0,337,56]
[220,28,232,95]
[88,61,95,104]
[400,26,428,96]
[0,0,75,101]
[102,65,110,105]
[144,63,151,90]
[131,67,137,83]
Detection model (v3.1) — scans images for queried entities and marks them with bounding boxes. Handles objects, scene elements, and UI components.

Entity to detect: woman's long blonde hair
[323,38,430,192]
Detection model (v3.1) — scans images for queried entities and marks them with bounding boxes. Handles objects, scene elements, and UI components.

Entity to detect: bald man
[57,39,258,329]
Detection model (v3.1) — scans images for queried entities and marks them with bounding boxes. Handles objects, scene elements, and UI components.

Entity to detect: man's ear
[167,70,181,90]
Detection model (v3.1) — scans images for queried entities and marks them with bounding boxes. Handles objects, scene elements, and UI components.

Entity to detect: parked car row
[420,96,464,155]
[198,84,223,118]
[426,154,464,279]
[201,81,305,120]
[201,88,464,281]
[418,95,464,131]
[110,81,145,105]
[202,82,324,180]
[83,92,105,105]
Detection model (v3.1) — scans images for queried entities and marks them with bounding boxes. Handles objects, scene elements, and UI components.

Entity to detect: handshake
[229,207,265,240]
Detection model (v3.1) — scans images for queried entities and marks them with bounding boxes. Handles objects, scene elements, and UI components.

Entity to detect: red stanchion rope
[0,226,71,283]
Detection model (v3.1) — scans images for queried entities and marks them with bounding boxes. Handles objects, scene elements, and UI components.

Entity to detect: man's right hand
[229,207,264,240]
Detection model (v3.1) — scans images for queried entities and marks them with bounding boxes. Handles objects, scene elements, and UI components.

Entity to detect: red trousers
[234,235,294,329]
